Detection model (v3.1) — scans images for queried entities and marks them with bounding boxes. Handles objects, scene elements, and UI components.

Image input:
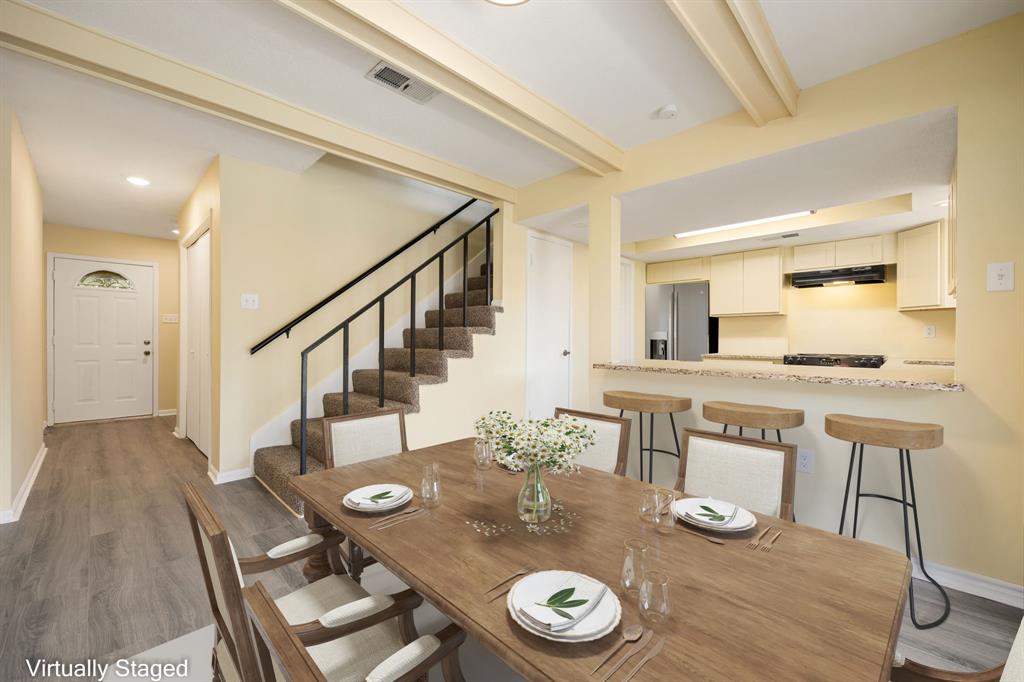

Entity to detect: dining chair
[244,580,467,682]
[553,407,631,476]
[322,409,409,578]
[183,482,424,682]
[890,616,1020,681]
[674,428,796,520]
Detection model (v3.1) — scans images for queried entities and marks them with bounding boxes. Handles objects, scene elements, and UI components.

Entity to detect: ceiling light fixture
[485,0,529,5]
[935,199,950,207]
[675,210,815,239]
[171,228,180,235]
[126,176,151,187]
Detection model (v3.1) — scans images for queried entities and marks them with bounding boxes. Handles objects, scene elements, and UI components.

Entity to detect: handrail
[249,197,477,355]
[296,207,498,474]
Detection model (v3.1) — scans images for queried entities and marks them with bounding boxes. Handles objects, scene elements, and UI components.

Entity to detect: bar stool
[603,390,692,483]
[703,401,804,442]
[825,413,950,629]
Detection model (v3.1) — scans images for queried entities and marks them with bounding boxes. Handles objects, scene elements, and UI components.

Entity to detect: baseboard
[207,465,253,485]
[172,427,186,439]
[0,443,47,524]
[913,560,1024,608]
[158,409,177,417]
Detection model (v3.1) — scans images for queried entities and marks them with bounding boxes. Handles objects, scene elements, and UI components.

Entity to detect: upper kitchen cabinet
[792,242,836,271]
[897,221,956,310]
[789,235,894,272]
[710,248,783,316]
[646,257,707,284]
[835,236,885,267]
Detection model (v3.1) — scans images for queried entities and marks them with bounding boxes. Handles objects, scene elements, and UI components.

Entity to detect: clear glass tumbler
[639,570,670,624]
[421,462,441,509]
[621,538,648,597]
[473,438,492,471]
[653,488,677,535]
[639,488,658,525]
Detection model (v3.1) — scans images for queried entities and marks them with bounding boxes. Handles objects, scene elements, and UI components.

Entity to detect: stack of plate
[506,570,621,643]
[342,483,413,513]
[671,497,757,533]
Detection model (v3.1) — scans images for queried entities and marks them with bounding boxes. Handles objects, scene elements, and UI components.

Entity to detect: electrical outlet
[986,262,1014,292]
[797,448,814,474]
[923,325,936,338]
[241,293,259,310]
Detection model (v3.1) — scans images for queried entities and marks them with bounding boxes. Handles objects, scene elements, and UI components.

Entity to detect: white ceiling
[398,0,742,149]
[29,0,575,187]
[524,107,957,261]
[1,48,324,239]
[761,0,1024,88]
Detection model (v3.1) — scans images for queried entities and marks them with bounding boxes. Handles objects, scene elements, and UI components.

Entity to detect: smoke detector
[365,61,439,104]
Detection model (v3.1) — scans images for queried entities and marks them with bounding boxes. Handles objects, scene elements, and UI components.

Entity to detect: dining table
[290,437,910,682]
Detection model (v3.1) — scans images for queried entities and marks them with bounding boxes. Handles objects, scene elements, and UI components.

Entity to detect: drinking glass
[653,488,677,535]
[621,538,648,597]
[639,570,670,624]
[639,488,659,525]
[421,462,441,509]
[473,438,492,471]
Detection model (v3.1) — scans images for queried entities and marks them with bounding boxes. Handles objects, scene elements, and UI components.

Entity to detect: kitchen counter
[904,359,955,366]
[701,353,783,362]
[594,359,964,392]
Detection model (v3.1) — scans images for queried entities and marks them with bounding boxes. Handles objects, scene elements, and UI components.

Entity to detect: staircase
[253,253,498,513]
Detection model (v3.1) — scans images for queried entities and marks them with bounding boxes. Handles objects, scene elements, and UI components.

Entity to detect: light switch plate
[241,293,259,310]
[987,262,1014,292]
[160,313,179,324]
[923,325,936,338]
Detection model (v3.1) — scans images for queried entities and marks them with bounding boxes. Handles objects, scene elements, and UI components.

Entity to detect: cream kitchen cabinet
[835,235,884,267]
[646,257,707,284]
[710,248,783,316]
[792,242,836,271]
[709,252,744,315]
[646,261,676,284]
[897,222,956,310]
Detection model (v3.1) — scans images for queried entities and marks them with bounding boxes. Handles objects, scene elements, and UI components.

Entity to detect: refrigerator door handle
[670,286,677,361]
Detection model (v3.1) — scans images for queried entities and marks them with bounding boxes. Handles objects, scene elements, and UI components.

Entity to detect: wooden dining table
[291,437,910,682]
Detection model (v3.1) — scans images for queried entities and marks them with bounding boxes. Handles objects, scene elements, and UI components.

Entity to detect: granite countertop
[701,353,783,362]
[904,359,955,366]
[594,359,964,392]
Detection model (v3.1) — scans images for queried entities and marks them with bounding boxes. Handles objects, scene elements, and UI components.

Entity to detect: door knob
[144,340,151,345]
[561,349,571,356]
[144,350,151,356]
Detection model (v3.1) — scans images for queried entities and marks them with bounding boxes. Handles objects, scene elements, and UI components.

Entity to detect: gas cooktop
[783,354,887,368]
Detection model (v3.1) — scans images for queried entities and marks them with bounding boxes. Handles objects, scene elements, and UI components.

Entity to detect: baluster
[378,299,385,408]
[300,351,308,475]
[438,254,445,351]
[462,235,469,327]
[409,275,417,377]
[342,322,349,415]
[485,218,492,306]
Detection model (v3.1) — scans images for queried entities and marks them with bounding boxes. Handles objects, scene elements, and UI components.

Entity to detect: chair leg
[739,426,744,436]
[722,423,729,434]
[852,443,865,539]
[398,609,419,645]
[901,449,951,629]
[837,442,858,535]
[441,650,467,682]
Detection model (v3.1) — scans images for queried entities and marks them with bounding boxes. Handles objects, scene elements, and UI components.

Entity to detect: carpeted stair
[254,263,499,513]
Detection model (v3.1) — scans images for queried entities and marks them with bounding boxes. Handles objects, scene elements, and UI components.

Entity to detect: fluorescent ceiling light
[126,176,151,187]
[485,0,529,5]
[675,210,814,239]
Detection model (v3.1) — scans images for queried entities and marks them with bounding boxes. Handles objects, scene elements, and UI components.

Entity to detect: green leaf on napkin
[698,504,727,522]
[365,490,394,504]
[535,587,589,618]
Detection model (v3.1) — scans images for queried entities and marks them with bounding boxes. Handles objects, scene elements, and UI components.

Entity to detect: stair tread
[323,391,416,416]
[351,368,445,384]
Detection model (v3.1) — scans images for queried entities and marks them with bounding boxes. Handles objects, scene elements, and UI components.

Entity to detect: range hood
[791,265,886,288]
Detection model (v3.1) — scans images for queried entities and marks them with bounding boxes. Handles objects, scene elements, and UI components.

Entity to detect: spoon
[590,624,644,674]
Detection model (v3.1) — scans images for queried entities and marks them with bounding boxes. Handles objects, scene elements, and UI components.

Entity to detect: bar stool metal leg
[648,412,655,483]
[776,429,782,443]
[852,443,865,538]
[669,411,682,461]
[722,424,729,434]
[900,448,951,629]
[638,411,645,483]
[838,442,858,535]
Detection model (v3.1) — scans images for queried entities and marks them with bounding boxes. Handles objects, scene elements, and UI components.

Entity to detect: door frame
[620,257,635,363]
[46,252,160,425]
[175,211,212,443]
[525,229,574,417]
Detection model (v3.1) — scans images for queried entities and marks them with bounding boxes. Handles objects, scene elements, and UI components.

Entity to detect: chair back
[554,407,630,475]
[676,429,795,519]
[322,409,408,469]
[183,481,260,682]
[243,582,326,682]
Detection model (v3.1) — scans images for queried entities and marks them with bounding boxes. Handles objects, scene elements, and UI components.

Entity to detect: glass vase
[517,463,552,523]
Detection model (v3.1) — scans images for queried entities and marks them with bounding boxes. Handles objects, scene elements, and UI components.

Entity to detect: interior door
[53,257,154,423]
[186,232,212,457]
[526,234,572,418]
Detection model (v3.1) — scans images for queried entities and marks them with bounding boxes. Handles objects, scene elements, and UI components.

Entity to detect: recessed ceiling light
[171,228,180,235]
[485,0,529,5]
[935,199,950,207]
[126,176,151,187]
[675,210,815,239]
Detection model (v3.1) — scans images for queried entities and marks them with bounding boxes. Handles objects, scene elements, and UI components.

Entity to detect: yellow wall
[43,223,179,412]
[719,276,957,358]
[521,15,1024,585]
[0,105,45,512]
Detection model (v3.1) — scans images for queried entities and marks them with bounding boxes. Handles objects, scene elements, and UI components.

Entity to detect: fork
[760,530,783,552]
[746,525,774,550]
[368,507,420,529]
[483,566,534,594]
[620,636,665,682]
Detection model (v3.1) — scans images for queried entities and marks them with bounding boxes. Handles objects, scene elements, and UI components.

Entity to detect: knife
[598,629,653,682]
[620,636,665,682]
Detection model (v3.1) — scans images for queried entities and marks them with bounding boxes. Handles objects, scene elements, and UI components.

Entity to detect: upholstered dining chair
[554,407,631,476]
[183,482,424,682]
[244,581,467,682]
[322,409,409,578]
[890,616,1021,682]
[674,428,796,520]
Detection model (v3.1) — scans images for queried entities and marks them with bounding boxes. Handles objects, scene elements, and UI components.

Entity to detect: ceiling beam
[275,0,624,175]
[0,0,516,202]
[664,0,798,125]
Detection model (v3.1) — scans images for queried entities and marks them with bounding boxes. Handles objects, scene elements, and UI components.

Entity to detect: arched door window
[76,270,135,290]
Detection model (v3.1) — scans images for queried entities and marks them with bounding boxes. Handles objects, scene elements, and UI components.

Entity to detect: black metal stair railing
[297,208,498,474]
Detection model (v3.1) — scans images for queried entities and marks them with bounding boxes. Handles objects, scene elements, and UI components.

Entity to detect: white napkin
[683,499,739,527]
[348,486,411,508]
[518,573,607,632]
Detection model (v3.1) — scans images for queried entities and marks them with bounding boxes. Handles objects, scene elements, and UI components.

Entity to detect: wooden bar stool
[603,390,692,483]
[825,413,950,630]
[703,401,804,442]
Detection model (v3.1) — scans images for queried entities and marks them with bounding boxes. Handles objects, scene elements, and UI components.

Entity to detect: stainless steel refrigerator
[645,281,713,360]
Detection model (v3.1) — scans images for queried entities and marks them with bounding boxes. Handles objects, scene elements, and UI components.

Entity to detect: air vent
[761,232,801,241]
[365,61,439,104]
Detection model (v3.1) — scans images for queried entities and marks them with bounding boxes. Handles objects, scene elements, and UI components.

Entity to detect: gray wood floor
[0,417,1017,680]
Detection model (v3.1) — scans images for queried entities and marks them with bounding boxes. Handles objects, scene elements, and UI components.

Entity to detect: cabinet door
[709,253,744,316]
[674,257,706,282]
[646,261,675,284]
[897,223,941,309]
[792,242,835,271]
[835,236,884,267]
[742,248,782,314]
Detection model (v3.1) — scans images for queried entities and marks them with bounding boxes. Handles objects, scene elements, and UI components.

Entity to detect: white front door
[526,233,572,419]
[186,232,212,457]
[52,257,155,423]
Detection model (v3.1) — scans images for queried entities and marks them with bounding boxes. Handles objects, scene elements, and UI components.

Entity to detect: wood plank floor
[0,417,1017,681]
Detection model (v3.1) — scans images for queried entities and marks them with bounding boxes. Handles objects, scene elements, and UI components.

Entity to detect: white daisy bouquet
[474,410,595,474]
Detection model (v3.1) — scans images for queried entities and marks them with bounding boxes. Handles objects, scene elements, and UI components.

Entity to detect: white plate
[506,571,620,642]
[343,484,412,513]
[672,498,757,533]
